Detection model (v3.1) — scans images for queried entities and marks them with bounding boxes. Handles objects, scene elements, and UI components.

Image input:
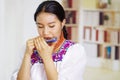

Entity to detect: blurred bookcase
[61,0,80,42]
[81,8,120,71]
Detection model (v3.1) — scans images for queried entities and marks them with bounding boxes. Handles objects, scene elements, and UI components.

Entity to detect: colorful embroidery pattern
[31,40,75,65]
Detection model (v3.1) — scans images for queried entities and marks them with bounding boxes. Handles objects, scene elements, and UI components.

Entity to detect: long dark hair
[34,1,68,39]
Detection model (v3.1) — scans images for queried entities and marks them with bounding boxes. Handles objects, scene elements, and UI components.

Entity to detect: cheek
[37,29,43,36]
[53,27,62,37]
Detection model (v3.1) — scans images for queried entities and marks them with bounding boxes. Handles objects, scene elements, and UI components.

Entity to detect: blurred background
[0,0,42,79]
[0,0,120,80]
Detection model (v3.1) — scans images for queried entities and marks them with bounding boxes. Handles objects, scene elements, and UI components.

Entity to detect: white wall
[0,0,45,80]
[0,0,24,79]
[0,0,64,79]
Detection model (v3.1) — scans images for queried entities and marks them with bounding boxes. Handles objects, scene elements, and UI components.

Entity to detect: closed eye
[38,26,44,28]
[49,25,55,28]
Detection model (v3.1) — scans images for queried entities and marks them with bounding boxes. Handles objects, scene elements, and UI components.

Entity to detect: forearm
[43,56,58,80]
[17,54,31,80]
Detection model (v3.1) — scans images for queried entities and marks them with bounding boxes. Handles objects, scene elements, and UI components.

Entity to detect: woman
[12,1,86,80]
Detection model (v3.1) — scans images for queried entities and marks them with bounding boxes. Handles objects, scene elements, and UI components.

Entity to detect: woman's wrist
[25,50,32,57]
[42,55,53,62]
[24,52,31,61]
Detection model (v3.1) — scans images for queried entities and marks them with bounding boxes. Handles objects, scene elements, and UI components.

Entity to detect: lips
[44,37,52,40]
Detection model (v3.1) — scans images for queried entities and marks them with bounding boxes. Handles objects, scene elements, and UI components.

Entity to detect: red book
[66,27,72,40]
[83,26,92,40]
[72,11,76,24]
[68,0,72,8]
[104,30,107,42]
[118,32,120,44]
[96,30,99,41]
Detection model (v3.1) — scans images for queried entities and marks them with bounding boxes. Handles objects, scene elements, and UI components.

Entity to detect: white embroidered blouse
[11,40,87,80]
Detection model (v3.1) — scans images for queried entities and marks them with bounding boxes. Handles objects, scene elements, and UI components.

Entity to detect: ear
[62,19,66,29]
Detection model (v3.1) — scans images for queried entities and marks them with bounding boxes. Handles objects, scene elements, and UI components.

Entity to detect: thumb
[51,43,56,52]
[51,43,56,48]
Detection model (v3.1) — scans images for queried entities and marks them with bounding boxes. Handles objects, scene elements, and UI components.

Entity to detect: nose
[43,27,50,35]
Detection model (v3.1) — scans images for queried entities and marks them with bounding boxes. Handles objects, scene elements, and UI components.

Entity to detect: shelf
[102,43,120,47]
[83,40,103,44]
[93,26,120,31]
[83,8,120,12]
[65,24,78,27]
[83,40,120,46]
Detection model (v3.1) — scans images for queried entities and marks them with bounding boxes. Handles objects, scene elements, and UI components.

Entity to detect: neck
[54,33,65,52]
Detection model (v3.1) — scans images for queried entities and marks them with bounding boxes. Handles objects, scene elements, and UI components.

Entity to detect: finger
[39,37,48,48]
[27,39,34,45]
[41,37,48,45]
[51,43,56,50]
[27,39,35,48]
[34,38,38,48]
[26,39,35,55]
[27,41,34,46]
[34,38,41,50]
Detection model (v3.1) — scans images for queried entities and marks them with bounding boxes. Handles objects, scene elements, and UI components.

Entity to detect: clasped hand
[25,37,55,60]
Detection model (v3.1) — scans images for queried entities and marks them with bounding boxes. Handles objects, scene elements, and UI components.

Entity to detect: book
[115,46,119,60]
[65,11,77,24]
[110,31,118,44]
[66,27,72,40]
[68,0,72,8]
[72,11,76,24]
[97,44,102,57]
[96,29,99,41]
[106,46,111,59]
[83,26,92,40]
[91,28,97,41]
[98,30,104,42]
[65,11,72,24]
[104,30,111,43]
[66,27,78,42]
[99,11,104,25]
[118,32,120,44]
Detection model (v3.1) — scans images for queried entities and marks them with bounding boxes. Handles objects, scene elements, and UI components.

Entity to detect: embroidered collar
[31,40,75,65]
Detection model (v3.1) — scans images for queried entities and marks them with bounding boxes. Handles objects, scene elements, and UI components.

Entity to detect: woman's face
[36,12,65,42]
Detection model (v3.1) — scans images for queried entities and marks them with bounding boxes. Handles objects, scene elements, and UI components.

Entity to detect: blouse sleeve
[58,43,87,80]
[11,70,18,80]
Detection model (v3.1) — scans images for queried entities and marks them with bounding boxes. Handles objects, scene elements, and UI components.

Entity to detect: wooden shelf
[65,24,78,27]
[102,43,120,47]
[83,40,103,44]
[83,40,120,46]
[83,8,120,13]
[93,26,120,31]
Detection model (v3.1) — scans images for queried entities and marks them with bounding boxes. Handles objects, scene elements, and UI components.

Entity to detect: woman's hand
[34,37,55,60]
[17,38,35,80]
[25,39,35,57]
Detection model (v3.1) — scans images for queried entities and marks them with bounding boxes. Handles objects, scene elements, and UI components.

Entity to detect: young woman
[12,1,86,80]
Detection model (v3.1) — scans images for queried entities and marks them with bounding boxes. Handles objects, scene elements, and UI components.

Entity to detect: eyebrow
[36,22,42,25]
[36,22,56,25]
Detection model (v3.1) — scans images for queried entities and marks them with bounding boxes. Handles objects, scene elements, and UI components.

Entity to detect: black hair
[34,0,68,39]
